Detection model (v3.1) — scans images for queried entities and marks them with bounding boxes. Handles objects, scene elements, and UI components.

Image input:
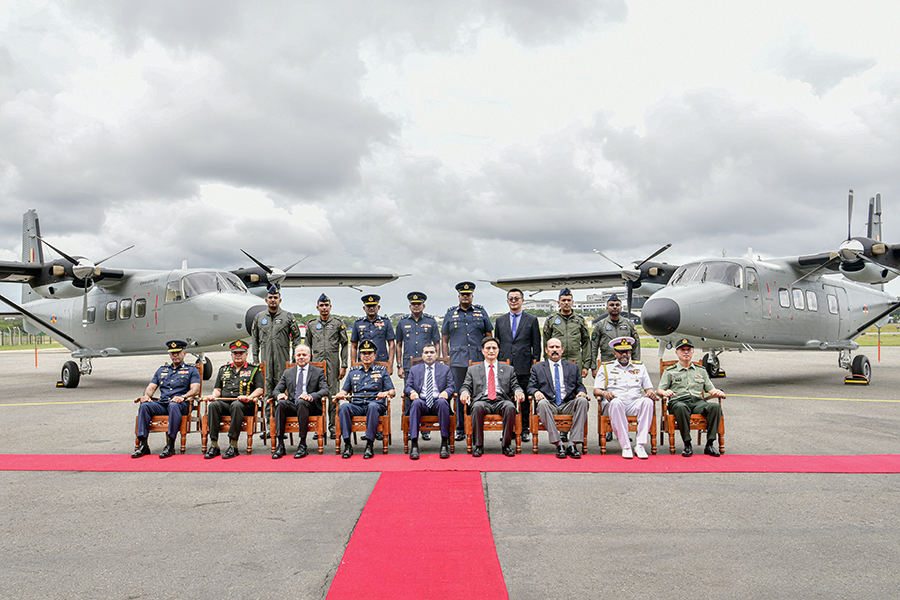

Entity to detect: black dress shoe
[312,432,319,441]
[502,445,515,457]
[560,431,568,443]
[521,432,530,443]
[606,431,613,442]
[131,443,150,459]
[159,445,176,459]
[410,444,420,460]
[440,442,450,459]
[472,445,483,457]
[272,445,285,459]
[704,442,721,457]
[375,431,383,441]
[294,444,308,459]
[682,443,693,457]
[204,446,221,459]
[342,441,353,459]
[363,442,375,459]
[556,444,568,459]
[455,431,466,442]
[566,444,581,459]
[329,428,336,440]
[421,431,431,441]
[223,446,240,459]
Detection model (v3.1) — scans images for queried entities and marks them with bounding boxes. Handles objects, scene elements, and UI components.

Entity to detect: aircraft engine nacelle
[28,261,96,299]
[30,280,93,299]
[839,261,898,285]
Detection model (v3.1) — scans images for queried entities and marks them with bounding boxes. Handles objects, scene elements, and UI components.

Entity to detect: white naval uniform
[598,360,654,450]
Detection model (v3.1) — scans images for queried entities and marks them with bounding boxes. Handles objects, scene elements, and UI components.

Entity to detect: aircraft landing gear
[702,352,726,378]
[841,350,870,385]
[58,357,92,388]
[191,354,213,380]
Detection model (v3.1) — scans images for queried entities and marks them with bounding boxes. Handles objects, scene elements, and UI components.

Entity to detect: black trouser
[668,396,722,443]
[450,366,468,432]
[274,398,323,445]
[515,372,531,432]
[207,399,256,442]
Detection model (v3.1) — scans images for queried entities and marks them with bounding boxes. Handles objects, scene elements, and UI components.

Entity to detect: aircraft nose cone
[641,297,680,336]
[245,305,266,334]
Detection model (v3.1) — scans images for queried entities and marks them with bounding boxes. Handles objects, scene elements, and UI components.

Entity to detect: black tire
[851,355,871,379]
[702,353,720,377]
[61,361,80,388]
[202,357,213,380]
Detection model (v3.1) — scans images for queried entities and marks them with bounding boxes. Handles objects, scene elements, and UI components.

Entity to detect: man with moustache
[528,337,589,459]
[305,293,348,440]
[404,343,454,459]
[203,340,264,459]
[591,293,641,377]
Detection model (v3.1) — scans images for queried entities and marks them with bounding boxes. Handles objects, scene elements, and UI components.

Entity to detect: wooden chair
[334,361,392,454]
[267,361,328,455]
[464,360,521,454]
[593,388,657,455]
[199,362,266,455]
[658,359,725,454]
[528,396,588,454]
[401,356,456,454]
[134,361,204,454]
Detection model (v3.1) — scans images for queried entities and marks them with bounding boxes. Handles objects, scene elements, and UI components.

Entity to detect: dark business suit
[270,363,328,443]
[494,310,540,432]
[462,361,522,447]
[528,359,589,445]
[404,361,455,438]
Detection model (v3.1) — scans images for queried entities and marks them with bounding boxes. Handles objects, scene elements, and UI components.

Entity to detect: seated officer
[203,340,264,459]
[335,339,395,459]
[404,342,454,460]
[271,344,328,459]
[657,338,726,457]
[595,336,656,459]
[133,340,201,459]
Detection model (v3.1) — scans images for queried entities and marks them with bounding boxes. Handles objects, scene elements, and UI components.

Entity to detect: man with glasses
[494,288,541,442]
[595,336,655,459]
[203,340,264,459]
[542,288,591,379]
[657,338,726,457]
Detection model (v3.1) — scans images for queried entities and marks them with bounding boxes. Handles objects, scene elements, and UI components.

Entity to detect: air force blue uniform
[136,363,201,439]
[338,363,395,442]
[350,316,395,363]
[442,301,493,434]
[396,313,440,372]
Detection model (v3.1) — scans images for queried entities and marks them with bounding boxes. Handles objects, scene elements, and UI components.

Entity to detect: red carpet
[326,471,507,599]
[2,453,899,473]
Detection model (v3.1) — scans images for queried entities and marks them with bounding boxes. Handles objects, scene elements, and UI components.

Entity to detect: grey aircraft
[492,191,900,384]
[0,210,398,387]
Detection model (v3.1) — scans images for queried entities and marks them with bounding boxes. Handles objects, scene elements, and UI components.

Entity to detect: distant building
[522,298,558,312]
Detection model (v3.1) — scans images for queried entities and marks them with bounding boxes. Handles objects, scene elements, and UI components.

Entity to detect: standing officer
[591,293,641,376]
[335,340,396,459]
[202,340,264,459]
[350,294,396,374]
[494,288,541,443]
[542,288,591,378]
[305,293,348,440]
[442,281,493,442]
[132,340,201,459]
[251,284,302,439]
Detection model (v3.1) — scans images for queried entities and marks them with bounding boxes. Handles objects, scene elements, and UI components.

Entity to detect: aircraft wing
[795,252,841,272]
[0,261,43,283]
[491,271,627,292]
[280,272,399,287]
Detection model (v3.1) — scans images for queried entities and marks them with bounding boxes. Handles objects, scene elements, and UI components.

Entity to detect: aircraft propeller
[36,236,134,326]
[240,249,309,288]
[593,243,672,319]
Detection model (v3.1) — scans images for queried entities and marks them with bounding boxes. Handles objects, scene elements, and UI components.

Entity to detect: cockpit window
[669,263,702,286]
[181,271,250,299]
[669,261,742,288]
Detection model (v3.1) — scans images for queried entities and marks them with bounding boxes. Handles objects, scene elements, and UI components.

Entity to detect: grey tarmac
[1,347,898,599]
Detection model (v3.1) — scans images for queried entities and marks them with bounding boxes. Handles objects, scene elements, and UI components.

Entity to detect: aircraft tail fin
[21,210,43,304]
[869,193,883,242]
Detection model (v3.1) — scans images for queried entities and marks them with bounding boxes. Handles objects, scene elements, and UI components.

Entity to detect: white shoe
[634,444,648,459]
[622,447,633,459]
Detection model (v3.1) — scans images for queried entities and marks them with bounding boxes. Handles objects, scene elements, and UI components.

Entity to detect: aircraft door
[823,284,846,341]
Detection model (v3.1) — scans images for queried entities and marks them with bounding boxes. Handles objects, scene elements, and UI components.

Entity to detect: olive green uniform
[591,315,641,367]
[305,314,349,432]
[658,362,722,444]
[542,312,591,371]
[207,362,264,443]
[251,307,301,400]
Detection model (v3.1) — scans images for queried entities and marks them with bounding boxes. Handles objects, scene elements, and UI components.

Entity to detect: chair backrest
[410,356,449,366]
[468,359,511,366]
[350,361,390,368]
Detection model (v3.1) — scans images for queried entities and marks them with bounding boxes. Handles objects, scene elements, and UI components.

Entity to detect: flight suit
[442,303,493,432]
[206,362,264,443]
[542,311,591,371]
[251,307,301,430]
[305,314,349,432]
[591,316,641,366]
[338,364,395,442]
[136,362,201,439]
[658,362,722,443]
[351,315,395,363]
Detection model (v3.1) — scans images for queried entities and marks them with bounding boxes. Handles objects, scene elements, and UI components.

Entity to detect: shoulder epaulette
[424,313,434,319]
[473,304,486,310]
[663,364,678,371]
[633,360,643,365]
[446,305,459,312]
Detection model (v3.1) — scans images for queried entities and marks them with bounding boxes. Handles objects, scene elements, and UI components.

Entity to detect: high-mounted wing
[491,271,625,292]
[0,261,43,283]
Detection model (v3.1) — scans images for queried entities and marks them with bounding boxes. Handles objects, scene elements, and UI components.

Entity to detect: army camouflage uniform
[542,312,591,372]
[305,314,349,434]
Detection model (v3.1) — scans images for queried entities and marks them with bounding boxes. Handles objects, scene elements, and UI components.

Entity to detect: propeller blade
[95,245,134,266]
[240,249,273,274]
[36,237,80,265]
[282,255,309,273]
[592,249,622,268]
[847,189,854,241]
[634,243,672,269]
[82,289,88,328]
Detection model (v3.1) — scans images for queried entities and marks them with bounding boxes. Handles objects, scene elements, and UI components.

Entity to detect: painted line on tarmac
[1,398,135,407]
[729,393,900,404]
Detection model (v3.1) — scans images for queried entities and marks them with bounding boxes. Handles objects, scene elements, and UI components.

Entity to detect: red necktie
[488,364,497,400]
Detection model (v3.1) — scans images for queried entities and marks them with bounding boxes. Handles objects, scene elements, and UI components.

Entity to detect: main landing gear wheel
[702,352,721,378]
[851,355,871,379]
[203,357,213,380]
[60,361,80,388]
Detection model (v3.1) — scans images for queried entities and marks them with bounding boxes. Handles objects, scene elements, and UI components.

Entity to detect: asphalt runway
[1,347,899,599]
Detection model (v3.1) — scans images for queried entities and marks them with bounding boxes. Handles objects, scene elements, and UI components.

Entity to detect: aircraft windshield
[181,272,249,298]
[669,261,742,288]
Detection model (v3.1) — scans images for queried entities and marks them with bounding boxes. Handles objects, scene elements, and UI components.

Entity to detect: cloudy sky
[3,0,900,316]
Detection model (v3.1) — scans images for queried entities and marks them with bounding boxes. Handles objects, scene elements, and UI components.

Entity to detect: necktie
[511,312,519,337]
[424,366,434,409]
[554,362,562,406]
[296,367,306,401]
[488,364,497,400]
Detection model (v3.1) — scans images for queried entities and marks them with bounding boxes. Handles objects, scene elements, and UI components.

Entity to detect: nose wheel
[702,352,725,378]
